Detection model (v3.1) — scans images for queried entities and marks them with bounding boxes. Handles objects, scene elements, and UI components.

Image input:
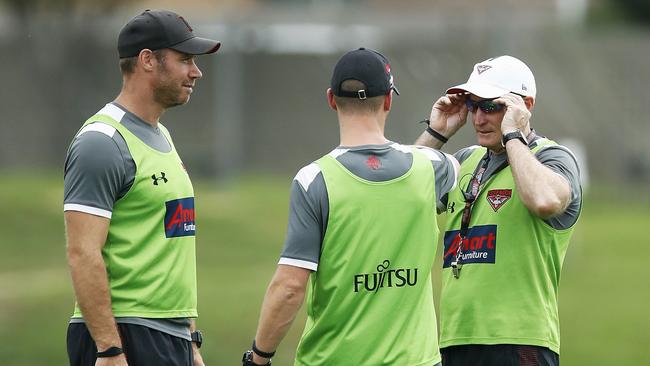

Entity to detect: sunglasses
[465,98,505,113]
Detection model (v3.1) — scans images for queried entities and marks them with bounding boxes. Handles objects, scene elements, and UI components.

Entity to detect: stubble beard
[153,64,191,109]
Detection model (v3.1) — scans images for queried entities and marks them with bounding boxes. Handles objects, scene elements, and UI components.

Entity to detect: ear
[138,49,156,72]
[327,88,337,111]
[383,91,392,111]
[524,96,535,111]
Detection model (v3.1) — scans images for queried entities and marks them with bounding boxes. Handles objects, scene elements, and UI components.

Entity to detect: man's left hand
[495,93,531,134]
[192,343,205,366]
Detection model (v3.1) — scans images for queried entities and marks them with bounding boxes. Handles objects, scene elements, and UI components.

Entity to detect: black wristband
[96,346,123,358]
[426,126,449,143]
[252,340,276,358]
[419,118,449,143]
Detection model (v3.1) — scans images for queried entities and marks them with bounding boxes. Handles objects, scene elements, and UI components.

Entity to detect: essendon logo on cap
[486,189,512,212]
[178,16,193,32]
[164,197,196,238]
[443,225,497,268]
[476,65,492,74]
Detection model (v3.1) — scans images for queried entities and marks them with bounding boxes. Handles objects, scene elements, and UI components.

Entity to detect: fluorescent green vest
[295,149,441,366]
[440,141,576,354]
[72,114,197,319]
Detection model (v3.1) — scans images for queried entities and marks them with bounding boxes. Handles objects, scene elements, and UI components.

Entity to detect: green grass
[0,171,648,365]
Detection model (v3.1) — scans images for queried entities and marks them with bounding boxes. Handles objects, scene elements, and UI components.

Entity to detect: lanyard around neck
[451,151,509,279]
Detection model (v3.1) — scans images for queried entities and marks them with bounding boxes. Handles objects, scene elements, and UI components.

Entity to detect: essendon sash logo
[164,197,196,238]
[366,155,381,170]
[486,189,512,212]
[443,225,497,268]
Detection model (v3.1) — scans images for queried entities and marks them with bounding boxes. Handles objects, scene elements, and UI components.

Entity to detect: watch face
[242,350,271,366]
[243,350,254,362]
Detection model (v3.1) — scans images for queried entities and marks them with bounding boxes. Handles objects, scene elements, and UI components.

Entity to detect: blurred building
[0,0,647,183]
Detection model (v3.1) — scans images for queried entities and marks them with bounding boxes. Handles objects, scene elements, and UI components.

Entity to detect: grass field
[0,171,648,365]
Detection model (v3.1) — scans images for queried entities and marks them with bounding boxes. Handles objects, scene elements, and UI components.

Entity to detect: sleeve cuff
[63,204,112,219]
[278,257,318,271]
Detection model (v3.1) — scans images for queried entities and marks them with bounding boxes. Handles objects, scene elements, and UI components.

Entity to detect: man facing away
[415,55,582,366]
[63,9,220,366]
[241,48,459,366]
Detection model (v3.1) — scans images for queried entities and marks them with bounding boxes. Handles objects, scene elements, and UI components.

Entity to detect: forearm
[65,211,120,350]
[254,283,305,354]
[68,248,121,349]
[188,319,205,365]
[251,266,309,364]
[414,130,445,150]
[506,140,571,218]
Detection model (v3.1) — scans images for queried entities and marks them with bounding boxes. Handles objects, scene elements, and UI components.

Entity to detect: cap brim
[446,82,509,99]
[171,36,221,55]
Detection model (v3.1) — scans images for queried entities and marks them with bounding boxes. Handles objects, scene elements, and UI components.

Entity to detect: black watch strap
[96,346,123,358]
[191,330,203,348]
[502,130,528,147]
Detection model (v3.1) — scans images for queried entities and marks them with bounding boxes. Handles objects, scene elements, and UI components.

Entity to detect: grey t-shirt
[447,132,582,230]
[64,102,171,216]
[278,142,458,271]
[63,102,191,340]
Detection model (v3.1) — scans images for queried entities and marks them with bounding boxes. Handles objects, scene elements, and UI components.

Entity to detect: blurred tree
[615,0,650,24]
[589,0,650,26]
[610,0,650,25]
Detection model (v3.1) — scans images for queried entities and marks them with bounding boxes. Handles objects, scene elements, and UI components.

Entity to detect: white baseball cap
[446,55,536,99]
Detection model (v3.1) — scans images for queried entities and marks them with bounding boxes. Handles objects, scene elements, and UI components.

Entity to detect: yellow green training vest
[72,113,197,319]
[295,148,441,366]
[440,141,576,354]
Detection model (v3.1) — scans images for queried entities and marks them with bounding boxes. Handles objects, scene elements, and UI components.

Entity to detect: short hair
[119,49,167,75]
[333,79,385,113]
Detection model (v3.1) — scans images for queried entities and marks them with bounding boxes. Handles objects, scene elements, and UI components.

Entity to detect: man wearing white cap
[415,55,582,366]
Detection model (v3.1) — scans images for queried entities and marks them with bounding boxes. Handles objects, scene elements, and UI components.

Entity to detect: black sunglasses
[465,98,505,114]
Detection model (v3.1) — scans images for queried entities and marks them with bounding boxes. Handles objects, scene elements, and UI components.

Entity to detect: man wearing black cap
[241,48,458,366]
[63,10,220,366]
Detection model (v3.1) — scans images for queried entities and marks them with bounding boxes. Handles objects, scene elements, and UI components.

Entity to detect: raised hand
[428,93,469,138]
[494,93,531,135]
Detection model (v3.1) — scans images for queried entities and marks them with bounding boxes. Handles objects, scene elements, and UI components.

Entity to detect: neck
[114,79,164,127]
[489,146,506,155]
[338,112,389,147]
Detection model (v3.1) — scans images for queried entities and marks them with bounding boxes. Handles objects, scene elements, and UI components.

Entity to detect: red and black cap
[118,9,221,58]
[331,47,399,99]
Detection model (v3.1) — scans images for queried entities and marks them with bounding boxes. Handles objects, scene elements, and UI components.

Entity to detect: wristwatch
[242,350,272,366]
[191,330,203,348]
[501,130,528,147]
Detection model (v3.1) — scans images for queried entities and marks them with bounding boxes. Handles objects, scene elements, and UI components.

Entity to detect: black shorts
[66,322,193,366]
[441,344,559,366]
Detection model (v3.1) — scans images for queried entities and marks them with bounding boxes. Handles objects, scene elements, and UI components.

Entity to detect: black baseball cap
[330,47,399,99]
[118,10,221,58]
